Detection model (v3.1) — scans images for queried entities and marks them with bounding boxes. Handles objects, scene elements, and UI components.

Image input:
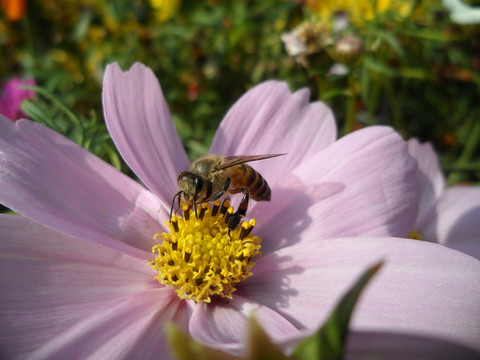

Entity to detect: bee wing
[213,153,286,171]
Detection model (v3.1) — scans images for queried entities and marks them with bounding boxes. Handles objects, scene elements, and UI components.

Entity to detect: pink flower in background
[0,77,35,121]
[408,139,480,259]
[0,63,479,359]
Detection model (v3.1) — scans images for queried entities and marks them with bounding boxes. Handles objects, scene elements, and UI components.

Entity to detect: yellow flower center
[149,200,262,303]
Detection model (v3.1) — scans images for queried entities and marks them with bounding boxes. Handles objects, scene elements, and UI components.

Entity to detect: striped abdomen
[230,163,271,201]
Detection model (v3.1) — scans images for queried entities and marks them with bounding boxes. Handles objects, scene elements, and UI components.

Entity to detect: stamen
[220,199,230,215]
[149,201,262,303]
[239,219,256,240]
[198,203,208,220]
[239,222,248,240]
[211,199,221,216]
[224,206,234,225]
[182,203,190,221]
[244,219,256,237]
[171,217,179,232]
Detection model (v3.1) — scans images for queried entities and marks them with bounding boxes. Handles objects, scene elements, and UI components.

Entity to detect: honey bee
[171,153,285,231]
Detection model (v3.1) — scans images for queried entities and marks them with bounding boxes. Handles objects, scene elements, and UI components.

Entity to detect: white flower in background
[442,0,480,24]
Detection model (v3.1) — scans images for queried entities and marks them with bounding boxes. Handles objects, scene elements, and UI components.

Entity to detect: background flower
[306,0,413,25]
[442,0,480,24]
[1,0,26,21]
[0,77,36,121]
[408,138,480,260]
[150,0,181,22]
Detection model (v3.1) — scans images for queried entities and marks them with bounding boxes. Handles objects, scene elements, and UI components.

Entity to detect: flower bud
[329,36,364,65]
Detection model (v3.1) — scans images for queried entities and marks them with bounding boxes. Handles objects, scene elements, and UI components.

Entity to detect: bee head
[177,171,205,205]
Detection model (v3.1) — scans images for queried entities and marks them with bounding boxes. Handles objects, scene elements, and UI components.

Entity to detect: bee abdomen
[242,164,271,201]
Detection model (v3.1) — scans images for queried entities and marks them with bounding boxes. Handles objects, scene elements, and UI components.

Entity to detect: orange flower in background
[1,0,26,21]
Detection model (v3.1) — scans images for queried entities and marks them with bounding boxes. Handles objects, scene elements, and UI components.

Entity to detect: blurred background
[1,0,479,184]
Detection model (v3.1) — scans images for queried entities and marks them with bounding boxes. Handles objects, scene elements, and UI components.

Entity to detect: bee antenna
[170,191,183,221]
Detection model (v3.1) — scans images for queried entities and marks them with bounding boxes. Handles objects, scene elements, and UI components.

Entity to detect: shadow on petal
[237,251,304,311]
[253,173,345,255]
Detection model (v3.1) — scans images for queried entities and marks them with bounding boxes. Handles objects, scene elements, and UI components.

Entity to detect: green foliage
[1,0,305,160]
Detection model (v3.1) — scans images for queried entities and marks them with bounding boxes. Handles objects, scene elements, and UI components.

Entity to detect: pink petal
[188,295,299,352]
[241,237,480,352]
[421,186,480,260]
[253,126,419,254]
[0,115,164,256]
[209,81,337,185]
[408,138,446,229]
[0,215,165,359]
[29,289,185,360]
[103,62,190,206]
[346,330,480,360]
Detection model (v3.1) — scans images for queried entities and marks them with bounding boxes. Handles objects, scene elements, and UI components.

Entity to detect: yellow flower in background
[150,0,180,22]
[306,0,413,25]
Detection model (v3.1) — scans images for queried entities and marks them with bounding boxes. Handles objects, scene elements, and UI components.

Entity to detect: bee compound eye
[177,171,190,185]
[193,176,205,198]
[194,175,204,188]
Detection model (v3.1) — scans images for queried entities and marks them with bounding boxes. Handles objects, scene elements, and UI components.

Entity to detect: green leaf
[376,30,406,58]
[72,12,93,41]
[403,28,457,42]
[19,86,125,170]
[20,101,58,129]
[321,89,350,100]
[359,62,371,106]
[20,85,85,146]
[364,57,398,77]
[293,262,383,360]
[247,317,290,360]
[398,67,433,80]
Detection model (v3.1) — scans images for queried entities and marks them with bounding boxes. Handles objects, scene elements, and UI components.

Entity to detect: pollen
[148,200,262,303]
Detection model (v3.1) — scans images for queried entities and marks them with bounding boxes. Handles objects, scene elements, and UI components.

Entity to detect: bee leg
[228,188,249,234]
[210,177,231,202]
[170,191,183,221]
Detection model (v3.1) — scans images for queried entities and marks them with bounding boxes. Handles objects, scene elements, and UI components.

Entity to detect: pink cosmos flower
[0,63,479,359]
[0,77,35,121]
[408,139,480,260]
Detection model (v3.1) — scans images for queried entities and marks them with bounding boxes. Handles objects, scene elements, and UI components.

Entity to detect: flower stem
[447,111,480,185]
[22,11,39,70]
[385,80,404,134]
[344,72,357,134]
[367,76,380,125]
